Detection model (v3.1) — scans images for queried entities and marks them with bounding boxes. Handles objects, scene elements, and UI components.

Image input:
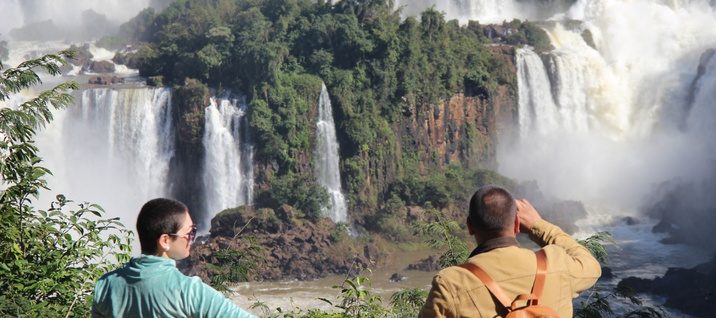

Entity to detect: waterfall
[393,0,573,24]
[516,48,559,137]
[202,96,254,223]
[314,83,348,224]
[38,87,174,238]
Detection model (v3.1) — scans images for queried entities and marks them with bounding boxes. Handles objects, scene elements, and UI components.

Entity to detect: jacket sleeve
[419,274,457,318]
[529,219,602,294]
[90,279,109,318]
[186,277,257,318]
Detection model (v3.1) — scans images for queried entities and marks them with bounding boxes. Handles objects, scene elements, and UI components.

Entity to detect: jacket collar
[469,236,520,257]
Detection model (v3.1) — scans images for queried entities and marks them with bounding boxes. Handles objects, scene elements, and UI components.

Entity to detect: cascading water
[500,0,716,210]
[314,83,348,224]
[38,87,174,238]
[394,0,574,24]
[389,1,716,314]
[202,96,254,225]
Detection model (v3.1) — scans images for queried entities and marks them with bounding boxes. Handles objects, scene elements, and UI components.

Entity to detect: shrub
[0,51,133,317]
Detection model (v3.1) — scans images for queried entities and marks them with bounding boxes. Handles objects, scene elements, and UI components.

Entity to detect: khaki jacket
[419,219,601,318]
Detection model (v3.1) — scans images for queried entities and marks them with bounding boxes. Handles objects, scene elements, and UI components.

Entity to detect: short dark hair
[136,198,188,255]
[468,185,517,233]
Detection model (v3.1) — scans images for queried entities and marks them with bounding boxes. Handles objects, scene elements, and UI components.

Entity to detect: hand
[516,199,542,232]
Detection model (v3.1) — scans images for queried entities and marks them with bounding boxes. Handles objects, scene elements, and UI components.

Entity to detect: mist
[0,0,172,41]
[398,0,716,245]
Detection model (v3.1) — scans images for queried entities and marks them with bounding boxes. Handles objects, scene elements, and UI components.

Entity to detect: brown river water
[228,249,438,314]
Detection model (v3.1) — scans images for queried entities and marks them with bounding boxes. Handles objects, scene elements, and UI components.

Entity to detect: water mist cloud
[0,0,172,41]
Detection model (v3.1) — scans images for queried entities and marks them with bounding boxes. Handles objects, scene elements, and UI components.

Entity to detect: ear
[467,217,475,235]
[513,214,520,235]
[157,234,171,251]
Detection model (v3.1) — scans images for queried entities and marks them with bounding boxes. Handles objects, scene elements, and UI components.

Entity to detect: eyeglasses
[168,226,197,244]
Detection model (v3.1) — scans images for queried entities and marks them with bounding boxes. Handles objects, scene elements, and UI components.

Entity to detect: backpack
[460,249,560,318]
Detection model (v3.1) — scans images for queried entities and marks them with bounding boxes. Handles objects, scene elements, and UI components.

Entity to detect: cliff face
[172,47,518,281]
[165,48,518,227]
[168,79,208,226]
[401,86,515,174]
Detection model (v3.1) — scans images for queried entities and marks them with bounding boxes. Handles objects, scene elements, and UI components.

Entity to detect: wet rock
[86,60,115,73]
[87,75,124,85]
[406,255,441,272]
[617,256,716,317]
[389,273,406,282]
[621,216,639,226]
[598,266,613,281]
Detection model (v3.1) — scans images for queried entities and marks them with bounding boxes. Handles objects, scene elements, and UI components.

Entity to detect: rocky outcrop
[180,206,385,281]
[406,255,441,272]
[168,79,208,227]
[87,75,124,85]
[617,256,716,317]
[86,60,116,73]
[644,175,716,251]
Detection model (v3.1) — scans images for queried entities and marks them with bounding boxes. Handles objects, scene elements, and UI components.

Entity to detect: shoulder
[95,264,129,286]
[432,263,486,293]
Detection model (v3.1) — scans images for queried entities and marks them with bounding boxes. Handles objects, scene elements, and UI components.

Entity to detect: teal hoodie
[92,255,256,318]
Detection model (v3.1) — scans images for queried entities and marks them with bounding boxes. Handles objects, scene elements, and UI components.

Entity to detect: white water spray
[314,84,348,224]
[38,87,174,238]
[202,96,254,224]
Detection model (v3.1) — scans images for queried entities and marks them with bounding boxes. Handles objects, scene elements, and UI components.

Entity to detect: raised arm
[516,199,601,293]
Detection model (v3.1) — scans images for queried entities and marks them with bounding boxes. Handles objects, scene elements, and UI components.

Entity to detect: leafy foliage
[256,172,330,221]
[389,288,428,317]
[206,242,263,291]
[0,51,133,317]
[578,231,617,263]
[413,210,469,268]
[110,0,518,217]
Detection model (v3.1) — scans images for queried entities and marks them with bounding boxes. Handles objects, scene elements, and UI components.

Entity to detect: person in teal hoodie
[91,198,256,318]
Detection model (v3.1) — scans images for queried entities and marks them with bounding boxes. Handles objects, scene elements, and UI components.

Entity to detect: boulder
[389,272,407,282]
[406,255,441,272]
[89,60,115,73]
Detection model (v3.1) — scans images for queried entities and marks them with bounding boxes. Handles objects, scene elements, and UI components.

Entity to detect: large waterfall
[314,84,348,224]
[38,87,174,231]
[36,87,257,243]
[440,0,716,214]
[202,96,254,224]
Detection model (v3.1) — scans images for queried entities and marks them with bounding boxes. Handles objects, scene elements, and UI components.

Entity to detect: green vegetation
[0,52,133,317]
[104,0,525,219]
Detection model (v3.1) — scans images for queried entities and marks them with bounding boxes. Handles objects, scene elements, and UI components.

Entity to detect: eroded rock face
[180,206,385,281]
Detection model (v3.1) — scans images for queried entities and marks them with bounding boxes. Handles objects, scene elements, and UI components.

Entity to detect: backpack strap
[460,262,512,308]
[460,249,548,308]
[531,249,547,300]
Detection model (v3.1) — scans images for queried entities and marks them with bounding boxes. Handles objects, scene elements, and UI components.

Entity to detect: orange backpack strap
[531,249,547,299]
[460,262,512,308]
[460,249,548,309]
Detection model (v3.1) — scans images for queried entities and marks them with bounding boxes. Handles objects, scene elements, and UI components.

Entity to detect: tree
[0,51,133,317]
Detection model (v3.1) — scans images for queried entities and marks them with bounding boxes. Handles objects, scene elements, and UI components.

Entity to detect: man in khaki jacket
[420,185,601,317]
